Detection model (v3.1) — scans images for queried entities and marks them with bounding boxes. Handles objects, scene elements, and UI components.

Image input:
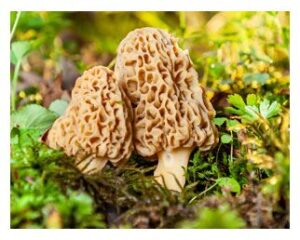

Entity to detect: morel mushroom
[46,66,133,174]
[115,27,218,191]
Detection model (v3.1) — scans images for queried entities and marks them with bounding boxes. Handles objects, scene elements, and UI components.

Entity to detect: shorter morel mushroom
[46,66,133,174]
[115,27,218,191]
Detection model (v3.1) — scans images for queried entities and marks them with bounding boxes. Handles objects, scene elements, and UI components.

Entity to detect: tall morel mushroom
[46,66,133,174]
[115,27,218,191]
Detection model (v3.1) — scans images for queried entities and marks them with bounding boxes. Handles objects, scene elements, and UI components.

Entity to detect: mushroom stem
[154,147,193,192]
[76,155,108,174]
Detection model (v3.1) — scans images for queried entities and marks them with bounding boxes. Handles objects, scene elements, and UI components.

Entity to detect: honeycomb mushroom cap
[115,27,218,158]
[46,66,133,169]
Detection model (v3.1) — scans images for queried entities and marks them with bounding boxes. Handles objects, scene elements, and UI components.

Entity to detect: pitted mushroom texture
[115,27,218,157]
[46,66,133,170]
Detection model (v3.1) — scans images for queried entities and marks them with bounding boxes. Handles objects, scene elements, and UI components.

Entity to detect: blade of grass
[188,181,218,205]
[10,11,22,42]
[11,60,21,111]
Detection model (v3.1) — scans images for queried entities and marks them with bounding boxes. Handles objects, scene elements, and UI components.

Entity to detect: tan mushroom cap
[115,27,218,157]
[46,66,133,173]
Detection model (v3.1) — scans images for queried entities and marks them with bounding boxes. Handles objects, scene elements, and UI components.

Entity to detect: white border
[0,5,11,233]
[289,5,299,234]
[0,0,293,11]
[0,1,299,240]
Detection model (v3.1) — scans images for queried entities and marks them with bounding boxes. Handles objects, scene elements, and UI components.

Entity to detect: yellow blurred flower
[231,71,236,80]
[273,71,282,79]
[35,93,43,102]
[19,91,26,99]
[236,65,244,79]
[17,29,37,40]
[258,62,267,72]
[219,84,230,92]
[251,81,259,89]
[237,79,244,88]
[268,175,280,185]
[29,95,35,101]
[206,90,215,100]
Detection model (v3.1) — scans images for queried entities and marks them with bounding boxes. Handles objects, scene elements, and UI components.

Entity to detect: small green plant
[11,104,105,228]
[226,93,281,122]
[179,203,246,229]
[226,93,289,210]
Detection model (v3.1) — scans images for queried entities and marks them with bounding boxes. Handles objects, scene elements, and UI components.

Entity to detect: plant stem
[188,181,218,205]
[10,11,22,111]
[230,130,233,163]
[107,57,116,69]
[11,60,21,111]
[215,143,222,178]
[10,11,22,42]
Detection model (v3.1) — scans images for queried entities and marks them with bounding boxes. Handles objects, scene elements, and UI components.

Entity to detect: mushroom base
[75,154,108,174]
[154,147,193,192]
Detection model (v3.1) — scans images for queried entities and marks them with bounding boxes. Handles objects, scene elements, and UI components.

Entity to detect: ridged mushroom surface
[46,66,133,173]
[115,27,218,158]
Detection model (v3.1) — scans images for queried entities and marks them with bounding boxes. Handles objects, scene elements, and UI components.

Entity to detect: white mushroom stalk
[155,148,192,191]
[115,27,218,192]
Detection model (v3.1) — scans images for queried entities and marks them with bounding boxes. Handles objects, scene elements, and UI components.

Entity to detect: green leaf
[243,73,269,85]
[217,177,241,193]
[221,134,233,144]
[213,117,227,126]
[246,94,257,106]
[225,106,244,116]
[244,105,259,120]
[226,119,240,128]
[11,128,41,146]
[265,101,281,118]
[226,119,241,132]
[10,41,31,65]
[11,104,58,132]
[49,99,69,116]
[259,99,281,119]
[227,94,246,110]
[209,63,225,78]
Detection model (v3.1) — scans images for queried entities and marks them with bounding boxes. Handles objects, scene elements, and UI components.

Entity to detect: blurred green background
[10,11,289,107]
[10,12,289,229]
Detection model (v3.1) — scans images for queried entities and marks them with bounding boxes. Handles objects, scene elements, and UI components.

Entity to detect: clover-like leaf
[11,41,31,65]
[259,99,281,119]
[213,117,227,127]
[227,94,246,110]
[244,105,259,121]
[217,177,241,194]
[246,94,257,106]
[221,134,233,144]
